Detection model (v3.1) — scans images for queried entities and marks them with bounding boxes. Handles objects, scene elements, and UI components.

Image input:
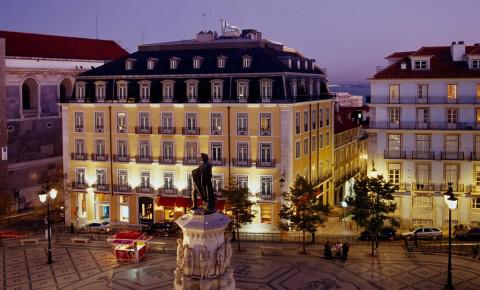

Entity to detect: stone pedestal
[174,210,235,290]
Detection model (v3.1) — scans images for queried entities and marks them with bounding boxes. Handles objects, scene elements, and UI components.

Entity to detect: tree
[346,175,397,256]
[222,180,255,251]
[279,176,330,255]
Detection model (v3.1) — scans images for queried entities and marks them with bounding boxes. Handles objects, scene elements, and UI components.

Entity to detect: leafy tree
[346,175,397,256]
[280,175,330,254]
[222,180,255,251]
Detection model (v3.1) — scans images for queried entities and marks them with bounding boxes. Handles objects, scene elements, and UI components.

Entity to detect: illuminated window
[211,113,223,135]
[388,163,401,185]
[260,113,271,136]
[389,84,400,103]
[447,84,457,103]
[117,112,127,133]
[242,55,252,68]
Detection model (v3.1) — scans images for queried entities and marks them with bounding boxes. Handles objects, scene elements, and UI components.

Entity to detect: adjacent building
[333,92,364,107]
[0,31,126,210]
[60,28,335,228]
[368,41,480,229]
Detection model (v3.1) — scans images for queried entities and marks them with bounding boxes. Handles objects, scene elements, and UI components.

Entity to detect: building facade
[61,29,335,229]
[333,92,364,107]
[0,31,126,210]
[368,42,480,229]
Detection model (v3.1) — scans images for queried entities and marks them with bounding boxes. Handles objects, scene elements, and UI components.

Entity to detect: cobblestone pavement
[1,243,479,290]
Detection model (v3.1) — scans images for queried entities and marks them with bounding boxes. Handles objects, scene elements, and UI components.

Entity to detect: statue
[191,153,216,213]
[199,246,210,279]
[176,238,184,270]
[225,239,232,270]
[216,243,226,275]
[183,245,194,277]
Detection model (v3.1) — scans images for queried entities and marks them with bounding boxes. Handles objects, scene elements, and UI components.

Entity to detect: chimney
[450,41,466,61]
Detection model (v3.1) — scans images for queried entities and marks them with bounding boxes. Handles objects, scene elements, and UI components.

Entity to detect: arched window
[22,84,31,110]
[21,78,39,115]
[59,78,74,101]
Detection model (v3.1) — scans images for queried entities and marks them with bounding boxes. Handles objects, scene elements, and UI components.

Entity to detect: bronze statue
[191,153,216,213]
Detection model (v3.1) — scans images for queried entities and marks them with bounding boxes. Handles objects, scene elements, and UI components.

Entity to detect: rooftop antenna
[201,13,207,31]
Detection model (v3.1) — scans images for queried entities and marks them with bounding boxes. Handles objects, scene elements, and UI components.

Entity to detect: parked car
[81,221,111,233]
[400,227,443,240]
[455,227,480,241]
[359,227,398,241]
[145,221,179,236]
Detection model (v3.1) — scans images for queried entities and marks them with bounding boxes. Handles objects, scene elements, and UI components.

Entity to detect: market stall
[114,241,146,262]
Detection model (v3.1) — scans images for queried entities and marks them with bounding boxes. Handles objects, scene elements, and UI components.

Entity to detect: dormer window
[75,82,85,102]
[193,57,203,69]
[116,81,128,102]
[162,80,175,102]
[217,56,227,68]
[296,59,300,69]
[236,79,249,102]
[169,57,180,70]
[290,80,297,97]
[304,60,308,69]
[185,80,199,102]
[95,81,106,101]
[260,79,273,102]
[210,79,224,102]
[288,59,292,68]
[139,81,151,102]
[472,59,480,69]
[242,55,252,68]
[125,58,136,70]
[414,60,428,70]
[147,58,158,70]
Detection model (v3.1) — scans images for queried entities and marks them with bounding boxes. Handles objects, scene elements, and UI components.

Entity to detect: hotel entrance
[138,196,154,224]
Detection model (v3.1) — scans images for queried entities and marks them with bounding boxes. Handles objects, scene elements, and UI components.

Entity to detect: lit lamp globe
[49,188,58,200]
[38,190,48,203]
[446,195,458,210]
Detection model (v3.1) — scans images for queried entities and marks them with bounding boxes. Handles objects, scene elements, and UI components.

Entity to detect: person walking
[324,241,332,259]
[342,243,350,261]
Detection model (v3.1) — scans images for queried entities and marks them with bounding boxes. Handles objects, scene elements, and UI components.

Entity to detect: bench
[19,238,39,245]
[71,237,90,244]
[147,241,167,252]
[259,246,282,255]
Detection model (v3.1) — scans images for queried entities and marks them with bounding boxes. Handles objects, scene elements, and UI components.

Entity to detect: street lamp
[444,182,457,290]
[38,187,57,264]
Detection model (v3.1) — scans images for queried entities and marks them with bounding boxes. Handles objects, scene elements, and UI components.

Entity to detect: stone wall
[5,86,20,119]
[41,85,59,116]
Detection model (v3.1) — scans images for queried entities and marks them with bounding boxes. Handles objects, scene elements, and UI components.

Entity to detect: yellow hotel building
[61,29,334,230]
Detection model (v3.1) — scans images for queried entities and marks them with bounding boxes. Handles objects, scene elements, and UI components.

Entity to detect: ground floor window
[119,195,129,222]
[138,197,153,224]
[472,197,480,209]
[77,192,87,218]
[94,194,110,221]
[164,206,174,221]
[260,204,272,224]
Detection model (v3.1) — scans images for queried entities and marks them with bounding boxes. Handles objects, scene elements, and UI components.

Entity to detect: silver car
[401,227,443,240]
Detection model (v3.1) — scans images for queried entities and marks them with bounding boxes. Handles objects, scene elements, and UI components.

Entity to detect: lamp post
[38,188,57,264]
[444,182,457,290]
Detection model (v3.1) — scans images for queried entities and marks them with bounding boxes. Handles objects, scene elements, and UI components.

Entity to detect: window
[237,80,249,101]
[211,142,223,163]
[312,135,317,152]
[447,108,457,126]
[119,195,129,222]
[164,172,174,190]
[117,112,127,133]
[325,108,330,126]
[211,80,223,101]
[260,113,271,136]
[472,197,480,209]
[138,171,150,189]
[162,112,173,130]
[193,57,203,69]
[185,141,198,161]
[260,176,273,198]
[212,174,224,194]
[389,108,400,126]
[117,81,128,101]
[237,113,248,136]
[138,112,150,130]
[162,141,174,161]
[217,56,227,68]
[75,138,85,155]
[325,132,330,146]
[475,166,480,190]
[445,135,459,154]
[74,112,84,132]
[260,80,273,100]
[139,140,151,159]
[319,109,324,127]
[308,80,314,96]
[389,84,400,103]
[117,139,128,158]
[237,175,248,189]
[259,143,272,163]
[417,84,428,103]
[162,80,174,101]
[312,109,317,130]
[472,59,480,69]
[477,85,480,103]
[447,84,457,103]
[76,82,85,101]
[413,196,432,208]
[211,113,223,135]
[388,163,401,185]
[304,138,309,155]
[95,112,104,133]
[242,55,252,68]
[117,169,128,186]
[319,134,323,149]
[170,58,179,69]
[147,58,156,70]
[445,164,459,184]
[75,168,86,185]
[414,60,428,70]
[95,139,105,157]
[475,136,480,159]
[186,113,197,130]
[185,80,198,101]
[95,82,106,101]
[125,59,134,70]
[415,134,430,153]
[237,142,249,163]
[416,108,429,128]
[477,108,480,127]
[295,141,301,158]
[304,111,309,132]
[295,112,301,134]
[96,169,106,186]
[290,80,297,97]
[416,164,431,187]
[139,81,151,102]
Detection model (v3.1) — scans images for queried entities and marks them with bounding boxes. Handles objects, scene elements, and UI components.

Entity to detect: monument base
[174,268,235,290]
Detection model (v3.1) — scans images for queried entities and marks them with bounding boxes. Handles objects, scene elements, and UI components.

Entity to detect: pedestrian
[335,242,342,258]
[342,242,350,260]
[324,241,332,259]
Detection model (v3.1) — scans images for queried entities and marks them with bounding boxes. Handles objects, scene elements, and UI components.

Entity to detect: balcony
[370,96,480,105]
[238,96,248,103]
[261,96,272,103]
[412,182,438,191]
[211,158,226,166]
[211,128,222,135]
[71,153,88,161]
[232,158,252,167]
[440,151,464,160]
[74,127,84,132]
[163,96,173,103]
[182,127,200,135]
[411,151,436,160]
[113,184,132,193]
[384,150,407,159]
[237,129,248,136]
[95,184,110,192]
[95,126,104,133]
[91,154,109,161]
[158,127,176,134]
[72,182,87,190]
[159,156,176,165]
[255,159,275,168]
[394,182,411,191]
[136,186,154,194]
[183,157,201,165]
[313,170,333,185]
[440,183,464,192]
[117,127,127,133]
[254,192,275,201]
[113,154,130,162]
[159,188,178,195]
[260,128,271,136]
[471,152,480,161]
[135,126,152,134]
[135,155,153,163]
[368,121,479,130]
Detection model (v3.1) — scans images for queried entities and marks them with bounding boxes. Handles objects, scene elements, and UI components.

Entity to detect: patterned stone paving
[1,244,479,290]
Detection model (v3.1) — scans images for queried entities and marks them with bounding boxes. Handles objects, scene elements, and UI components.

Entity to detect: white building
[333,92,364,107]
[368,41,480,229]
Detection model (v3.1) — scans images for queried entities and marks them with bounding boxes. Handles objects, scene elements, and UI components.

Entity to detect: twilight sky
[1,0,478,83]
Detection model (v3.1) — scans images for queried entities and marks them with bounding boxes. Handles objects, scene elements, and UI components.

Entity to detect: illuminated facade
[61,29,334,228]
